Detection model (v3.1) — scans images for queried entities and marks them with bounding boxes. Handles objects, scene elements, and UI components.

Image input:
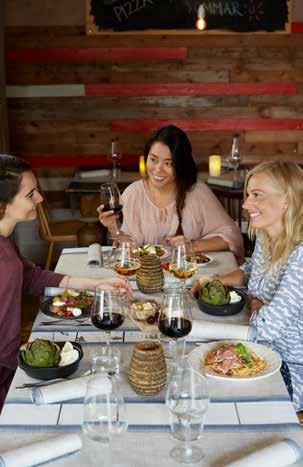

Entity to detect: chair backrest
[209,185,243,227]
[37,202,52,239]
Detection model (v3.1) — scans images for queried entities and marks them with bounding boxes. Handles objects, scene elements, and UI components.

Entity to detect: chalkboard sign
[86,0,290,33]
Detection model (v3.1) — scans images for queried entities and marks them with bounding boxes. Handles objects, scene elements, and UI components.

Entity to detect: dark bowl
[18,342,83,381]
[195,289,246,317]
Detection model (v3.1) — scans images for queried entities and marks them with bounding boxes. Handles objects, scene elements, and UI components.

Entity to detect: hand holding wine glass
[166,366,209,464]
[98,182,123,237]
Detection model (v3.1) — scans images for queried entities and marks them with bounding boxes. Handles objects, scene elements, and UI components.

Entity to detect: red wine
[92,312,124,331]
[159,317,192,339]
[102,204,123,214]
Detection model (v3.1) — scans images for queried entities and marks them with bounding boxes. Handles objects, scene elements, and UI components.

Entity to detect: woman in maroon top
[0,155,130,411]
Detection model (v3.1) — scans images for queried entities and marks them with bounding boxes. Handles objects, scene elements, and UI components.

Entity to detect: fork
[39,318,90,325]
[39,322,90,327]
[15,370,92,389]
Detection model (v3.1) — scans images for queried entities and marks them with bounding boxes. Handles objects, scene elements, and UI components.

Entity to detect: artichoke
[199,279,230,306]
[21,339,61,368]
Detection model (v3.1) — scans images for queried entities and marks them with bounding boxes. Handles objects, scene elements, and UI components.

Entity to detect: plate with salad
[41,289,93,319]
[137,244,170,259]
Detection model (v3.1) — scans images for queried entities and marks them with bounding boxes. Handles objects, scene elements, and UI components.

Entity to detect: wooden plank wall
[0,1,9,152]
[4,1,303,205]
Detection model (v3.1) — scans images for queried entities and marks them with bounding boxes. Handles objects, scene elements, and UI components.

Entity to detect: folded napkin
[87,243,102,267]
[31,374,111,405]
[79,169,110,179]
[226,439,303,467]
[0,433,82,467]
[190,320,250,341]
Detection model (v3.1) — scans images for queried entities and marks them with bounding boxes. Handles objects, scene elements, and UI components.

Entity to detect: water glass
[166,366,209,464]
[91,347,121,376]
[82,374,128,445]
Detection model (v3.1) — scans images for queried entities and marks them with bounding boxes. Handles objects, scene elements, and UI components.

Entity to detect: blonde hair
[244,161,303,266]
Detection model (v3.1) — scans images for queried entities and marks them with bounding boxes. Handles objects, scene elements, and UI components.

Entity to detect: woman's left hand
[88,277,132,300]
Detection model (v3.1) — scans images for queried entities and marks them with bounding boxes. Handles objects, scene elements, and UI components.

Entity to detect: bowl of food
[19,339,83,380]
[195,279,246,316]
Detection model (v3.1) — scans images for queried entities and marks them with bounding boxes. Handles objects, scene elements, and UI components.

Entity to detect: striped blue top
[241,238,303,411]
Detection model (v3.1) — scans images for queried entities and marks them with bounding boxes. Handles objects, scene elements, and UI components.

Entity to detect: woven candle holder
[128,341,167,395]
[136,255,164,294]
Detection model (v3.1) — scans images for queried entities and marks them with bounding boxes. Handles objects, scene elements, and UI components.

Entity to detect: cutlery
[39,318,90,324]
[39,321,91,327]
[15,370,92,389]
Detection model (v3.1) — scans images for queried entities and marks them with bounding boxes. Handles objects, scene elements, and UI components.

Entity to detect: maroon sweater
[0,237,64,409]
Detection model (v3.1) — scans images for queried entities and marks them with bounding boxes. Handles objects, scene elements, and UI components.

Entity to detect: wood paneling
[4,21,303,207]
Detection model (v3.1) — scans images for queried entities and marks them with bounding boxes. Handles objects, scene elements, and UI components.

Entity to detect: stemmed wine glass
[91,288,126,373]
[166,366,209,464]
[100,182,123,237]
[158,284,192,368]
[112,237,141,278]
[169,240,197,286]
[108,138,122,180]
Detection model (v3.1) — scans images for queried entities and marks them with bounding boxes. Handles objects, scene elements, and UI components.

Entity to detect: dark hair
[143,125,197,225]
[0,155,32,219]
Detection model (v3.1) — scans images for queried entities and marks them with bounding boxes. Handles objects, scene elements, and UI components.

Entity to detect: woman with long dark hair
[99,125,243,259]
[0,155,130,411]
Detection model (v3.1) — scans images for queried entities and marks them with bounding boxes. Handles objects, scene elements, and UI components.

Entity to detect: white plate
[196,254,214,268]
[138,245,170,260]
[188,340,282,381]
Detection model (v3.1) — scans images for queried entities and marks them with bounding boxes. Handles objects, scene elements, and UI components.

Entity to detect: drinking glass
[82,374,128,446]
[166,366,209,464]
[158,284,192,368]
[169,240,197,285]
[112,237,141,278]
[100,182,123,237]
[108,138,122,180]
[91,287,125,344]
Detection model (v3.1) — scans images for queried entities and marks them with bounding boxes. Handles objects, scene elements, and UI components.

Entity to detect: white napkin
[79,169,110,179]
[0,433,82,467]
[87,243,102,267]
[226,439,303,467]
[190,320,249,341]
[31,374,111,405]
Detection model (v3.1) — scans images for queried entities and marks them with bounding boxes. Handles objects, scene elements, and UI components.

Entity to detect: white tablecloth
[1,248,302,467]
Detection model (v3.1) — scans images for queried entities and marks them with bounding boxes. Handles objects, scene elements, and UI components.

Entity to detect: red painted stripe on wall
[22,155,139,168]
[85,82,297,97]
[6,47,188,62]
[112,119,303,132]
[292,23,303,33]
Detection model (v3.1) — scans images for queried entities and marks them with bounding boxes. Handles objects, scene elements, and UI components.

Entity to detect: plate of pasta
[188,340,282,381]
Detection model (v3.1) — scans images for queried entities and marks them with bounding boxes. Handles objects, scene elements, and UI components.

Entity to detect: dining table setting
[0,242,302,467]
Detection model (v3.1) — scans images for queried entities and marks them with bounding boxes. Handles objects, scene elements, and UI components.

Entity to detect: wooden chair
[208,184,243,227]
[37,202,83,270]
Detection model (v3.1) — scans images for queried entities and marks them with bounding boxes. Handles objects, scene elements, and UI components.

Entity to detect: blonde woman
[200,161,303,411]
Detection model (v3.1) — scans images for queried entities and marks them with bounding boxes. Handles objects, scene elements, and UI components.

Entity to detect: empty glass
[82,374,128,445]
[166,366,209,464]
[108,139,122,180]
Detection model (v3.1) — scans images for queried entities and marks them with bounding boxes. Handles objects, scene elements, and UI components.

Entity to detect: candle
[209,155,221,177]
[139,155,146,177]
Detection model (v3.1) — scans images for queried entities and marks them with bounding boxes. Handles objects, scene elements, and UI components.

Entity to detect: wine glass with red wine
[91,288,126,368]
[158,284,192,367]
[100,182,123,237]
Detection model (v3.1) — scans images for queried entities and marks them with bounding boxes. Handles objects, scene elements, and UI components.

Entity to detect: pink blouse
[121,180,244,259]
